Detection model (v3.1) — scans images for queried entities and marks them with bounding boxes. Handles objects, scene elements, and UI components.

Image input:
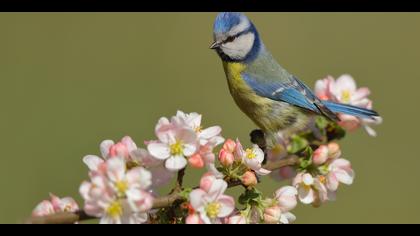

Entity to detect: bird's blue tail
[323,101,379,119]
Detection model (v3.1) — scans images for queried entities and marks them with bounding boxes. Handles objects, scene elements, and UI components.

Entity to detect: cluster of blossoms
[31,74,381,224]
[315,74,382,136]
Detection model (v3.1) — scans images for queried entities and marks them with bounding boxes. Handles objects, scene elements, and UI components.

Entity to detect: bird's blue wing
[242,73,339,121]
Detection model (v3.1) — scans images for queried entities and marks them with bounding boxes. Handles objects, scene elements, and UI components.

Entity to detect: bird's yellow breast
[222,61,309,137]
[222,62,277,132]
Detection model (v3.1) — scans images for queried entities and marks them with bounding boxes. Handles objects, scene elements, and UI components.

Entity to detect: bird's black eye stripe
[223,34,240,43]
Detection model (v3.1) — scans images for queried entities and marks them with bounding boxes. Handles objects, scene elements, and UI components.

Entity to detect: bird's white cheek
[221,33,255,60]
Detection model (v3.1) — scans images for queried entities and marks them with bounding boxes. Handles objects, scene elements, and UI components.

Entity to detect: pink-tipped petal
[217,195,235,218]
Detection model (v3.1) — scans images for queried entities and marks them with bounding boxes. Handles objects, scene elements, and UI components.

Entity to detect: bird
[210,12,379,147]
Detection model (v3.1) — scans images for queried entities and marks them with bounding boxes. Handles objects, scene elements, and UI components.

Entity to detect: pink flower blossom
[314,74,382,136]
[83,136,150,175]
[148,125,198,171]
[313,142,342,166]
[79,157,154,224]
[240,144,271,176]
[188,176,235,224]
[274,186,298,213]
[263,205,296,224]
[326,158,355,192]
[32,194,79,217]
[172,111,223,146]
[293,173,328,205]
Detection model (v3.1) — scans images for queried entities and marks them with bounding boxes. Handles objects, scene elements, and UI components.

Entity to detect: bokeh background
[0,13,418,224]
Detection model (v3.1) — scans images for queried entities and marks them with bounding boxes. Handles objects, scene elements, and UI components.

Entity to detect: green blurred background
[0,13,418,224]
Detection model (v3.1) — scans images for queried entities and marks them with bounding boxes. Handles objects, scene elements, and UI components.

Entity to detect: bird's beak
[209,41,220,49]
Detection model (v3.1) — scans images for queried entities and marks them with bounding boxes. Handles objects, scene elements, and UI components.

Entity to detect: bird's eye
[224,36,236,43]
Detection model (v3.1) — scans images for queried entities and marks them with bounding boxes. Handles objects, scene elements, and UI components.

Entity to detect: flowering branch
[27,74,381,224]
[26,155,299,224]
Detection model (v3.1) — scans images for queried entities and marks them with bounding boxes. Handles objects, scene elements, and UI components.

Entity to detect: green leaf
[288,135,309,154]
[315,116,329,130]
[239,189,262,206]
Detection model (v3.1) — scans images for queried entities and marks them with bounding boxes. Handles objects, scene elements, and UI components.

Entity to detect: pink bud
[188,153,204,169]
[313,145,329,165]
[109,142,130,159]
[263,205,282,224]
[200,172,216,192]
[218,149,234,166]
[222,139,236,153]
[327,142,341,159]
[186,214,203,224]
[241,171,258,187]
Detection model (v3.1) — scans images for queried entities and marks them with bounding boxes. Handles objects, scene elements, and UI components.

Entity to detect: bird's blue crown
[213,12,249,34]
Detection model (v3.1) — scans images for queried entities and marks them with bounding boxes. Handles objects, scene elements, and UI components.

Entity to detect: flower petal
[147,143,171,160]
[189,189,206,211]
[200,126,222,140]
[165,155,187,171]
[100,140,114,158]
[121,136,138,153]
[298,186,314,204]
[126,167,152,189]
[216,195,235,218]
[83,155,104,171]
[106,157,126,183]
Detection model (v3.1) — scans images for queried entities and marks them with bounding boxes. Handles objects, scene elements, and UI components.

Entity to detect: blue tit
[210,12,379,146]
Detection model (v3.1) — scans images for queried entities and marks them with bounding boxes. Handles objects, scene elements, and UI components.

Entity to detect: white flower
[241,144,271,176]
[189,178,235,224]
[147,126,198,171]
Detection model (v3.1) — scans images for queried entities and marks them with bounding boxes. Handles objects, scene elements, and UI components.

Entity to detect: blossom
[274,186,298,213]
[314,74,382,136]
[313,142,342,166]
[188,176,235,224]
[131,148,174,188]
[80,158,154,224]
[32,194,79,217]
[263,205,296,224]
[240,144,271,176]
[190,135,225,169]
[173,111,223,144]
[148,124,198,171]
[83,136,147,174]
[260,186,298,224]
[325,158,355,192]
[293,173,327,205]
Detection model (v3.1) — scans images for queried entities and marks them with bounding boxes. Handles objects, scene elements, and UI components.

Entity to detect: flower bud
[241,171,258,187]
[200,172,216,192]
[218,149,234,166]
[327,142,341,159]
[188,153,204,168]
[222,139,236,153]
[263,205,282,224]
[186,214,203,224]
[312,145,329,165]
[109,143,130,159]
